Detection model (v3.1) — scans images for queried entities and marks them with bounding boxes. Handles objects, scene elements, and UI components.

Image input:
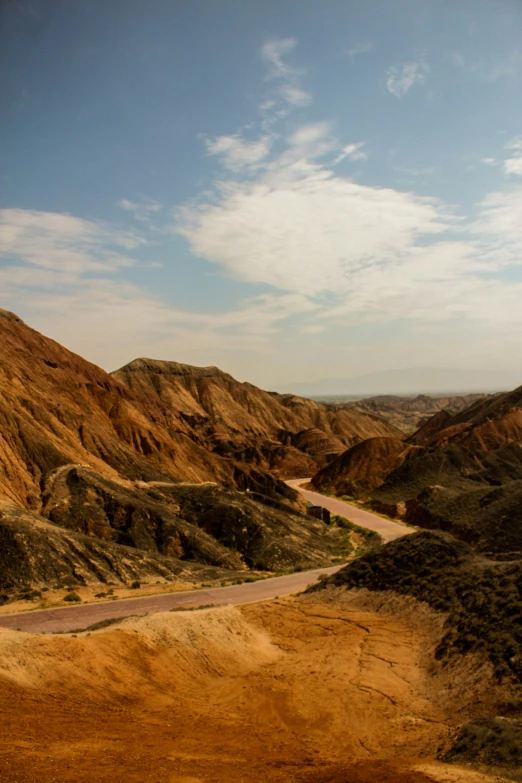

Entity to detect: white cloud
[345,42,373,60]
[334,143,368,164]
[261,38,300,79]
[260,37,311,111]
[481,158,497,166]
[176,136,449,297]
[118,198,162,222]
[204,134,273,172]
[0,209,141,273]
[503,136,522,177]
[279,85,312,107]
[385,60,430,98]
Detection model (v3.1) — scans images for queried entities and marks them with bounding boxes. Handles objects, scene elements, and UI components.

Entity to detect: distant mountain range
[282,367,522,397]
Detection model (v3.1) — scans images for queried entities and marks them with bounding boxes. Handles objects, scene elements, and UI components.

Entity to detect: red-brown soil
[311,437,418,496]
[0,596,509,783]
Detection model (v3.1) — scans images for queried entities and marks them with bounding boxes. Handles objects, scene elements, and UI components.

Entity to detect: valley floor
[0,595,508,783]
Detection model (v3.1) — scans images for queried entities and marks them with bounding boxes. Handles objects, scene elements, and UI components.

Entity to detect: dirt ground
[0,595,509,783]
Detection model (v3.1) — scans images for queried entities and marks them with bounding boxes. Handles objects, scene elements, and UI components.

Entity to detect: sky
[1,0,522,392]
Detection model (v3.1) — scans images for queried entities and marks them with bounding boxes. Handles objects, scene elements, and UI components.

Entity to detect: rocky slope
[0,309,398,511]
[112,357,400,477]
[0,464,344,590]
[311,384,522,556]
[4,309,384,587]
[312,437,418,497]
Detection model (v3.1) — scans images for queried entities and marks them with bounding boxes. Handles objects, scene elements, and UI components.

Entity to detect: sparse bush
[95,592,107,598]
[0,592,9,605]
[130,580,141,589]
[63,592,81,603]
[314,531,522,683]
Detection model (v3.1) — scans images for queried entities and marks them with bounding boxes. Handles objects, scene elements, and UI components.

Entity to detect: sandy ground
[0,593,509,783]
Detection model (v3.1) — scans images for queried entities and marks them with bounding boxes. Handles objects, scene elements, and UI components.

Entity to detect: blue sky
[1,0,522,390]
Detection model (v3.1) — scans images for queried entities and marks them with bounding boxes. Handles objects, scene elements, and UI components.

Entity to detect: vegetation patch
[312,530,522,683]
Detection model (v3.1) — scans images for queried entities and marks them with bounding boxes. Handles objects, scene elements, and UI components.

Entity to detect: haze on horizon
[1,0,522,394]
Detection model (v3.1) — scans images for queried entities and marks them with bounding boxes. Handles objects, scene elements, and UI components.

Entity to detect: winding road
[0,481,412,635]
[286,478,414,543]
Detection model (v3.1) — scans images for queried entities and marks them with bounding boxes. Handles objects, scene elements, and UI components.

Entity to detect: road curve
[0,564,343,635]
[286,478,414,543]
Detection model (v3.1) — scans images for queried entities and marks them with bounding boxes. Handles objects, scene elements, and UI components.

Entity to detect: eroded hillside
[311,384,522,556]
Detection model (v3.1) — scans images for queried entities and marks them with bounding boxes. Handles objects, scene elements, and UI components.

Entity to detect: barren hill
[312,437,418,496]
[3,309,402,588]
[312,383,522,557]
[112,356,400,476]
[0,309,397,511]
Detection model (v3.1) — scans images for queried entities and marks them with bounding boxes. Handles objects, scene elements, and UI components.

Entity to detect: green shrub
[63,592,81,603]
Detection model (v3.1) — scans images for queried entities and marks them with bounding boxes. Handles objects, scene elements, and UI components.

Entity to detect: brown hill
[412,386,522,451]
[0,463,346,590]
[313,383,522,557]
[4,309,397,586]
[0,309,398,513]
[311,437,417,497]
[112,357,400,477]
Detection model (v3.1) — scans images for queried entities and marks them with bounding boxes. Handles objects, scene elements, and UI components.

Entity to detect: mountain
[311,383,522,557]
[285,367,521,397]
[351,392,492,435]
[0,308,398,588]
[111,356,401,476]
[0,309,398,510]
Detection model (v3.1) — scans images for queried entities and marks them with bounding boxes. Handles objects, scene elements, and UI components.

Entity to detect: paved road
[0,482,411,635]
[0,565,343,635]
[286,478,414,543]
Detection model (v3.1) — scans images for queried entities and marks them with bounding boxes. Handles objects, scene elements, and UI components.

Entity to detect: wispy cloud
[260,36,311,110]
[0,209,142,273]
[385,60,430,98]
[344,42,373,60]
[503,136,522,177]
[334,143,368,165]
[118,198,162,222]
[203,133,273,172]
[451,49,522,82]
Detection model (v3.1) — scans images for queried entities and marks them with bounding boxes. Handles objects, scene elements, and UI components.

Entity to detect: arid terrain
[2,308,522,783]
[0,593,511,783]
[0,308,399,596]
[312,384,522,558]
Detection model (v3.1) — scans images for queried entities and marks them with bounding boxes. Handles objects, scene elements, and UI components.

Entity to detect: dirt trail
[0,597,507,783]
